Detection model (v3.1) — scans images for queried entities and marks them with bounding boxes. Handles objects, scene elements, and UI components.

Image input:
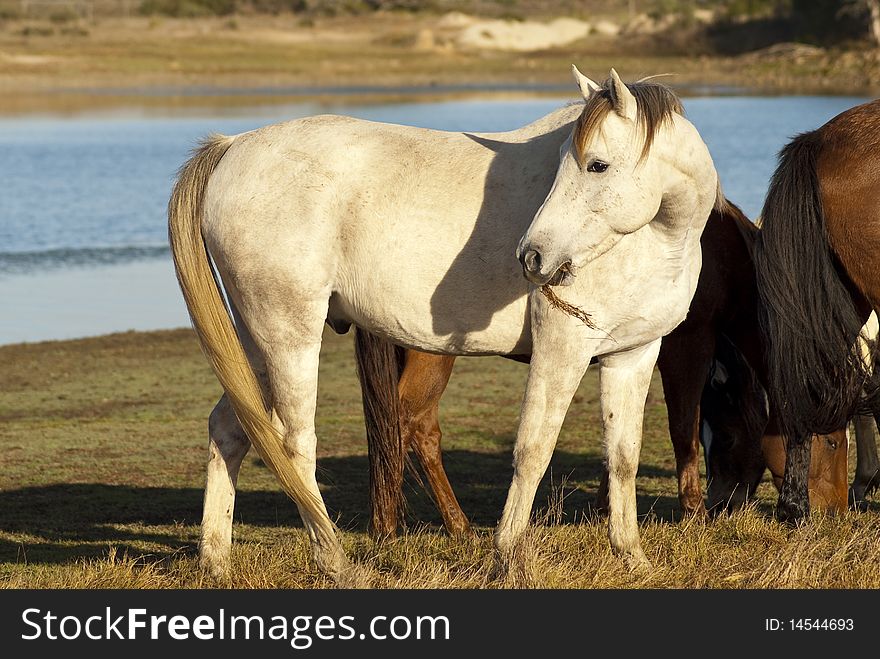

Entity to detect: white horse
[168,67,720,581]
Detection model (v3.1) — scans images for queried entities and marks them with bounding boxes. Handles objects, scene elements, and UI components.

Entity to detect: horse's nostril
[522,249,542,273]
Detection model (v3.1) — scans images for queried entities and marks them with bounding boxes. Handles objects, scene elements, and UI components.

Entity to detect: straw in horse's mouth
[546,261,574,287]
[539,262,598,330]
[540,286,597,329]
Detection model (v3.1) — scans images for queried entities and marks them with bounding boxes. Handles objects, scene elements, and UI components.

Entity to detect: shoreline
[0,81,870,119]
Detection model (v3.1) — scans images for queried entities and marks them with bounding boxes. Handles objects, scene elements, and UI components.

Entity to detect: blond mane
[572,77,684,166]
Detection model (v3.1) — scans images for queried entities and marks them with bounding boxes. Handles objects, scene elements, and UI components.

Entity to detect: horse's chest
[582,247,701,350]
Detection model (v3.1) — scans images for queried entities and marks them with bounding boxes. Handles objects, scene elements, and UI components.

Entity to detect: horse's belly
[330,263,532,355]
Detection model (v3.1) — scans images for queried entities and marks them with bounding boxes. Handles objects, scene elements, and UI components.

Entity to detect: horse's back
[202,114,488,271]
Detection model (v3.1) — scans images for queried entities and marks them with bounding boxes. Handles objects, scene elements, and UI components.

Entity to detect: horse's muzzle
[520,251,554,285]
[518,248,574,286]
[520,248,542,276]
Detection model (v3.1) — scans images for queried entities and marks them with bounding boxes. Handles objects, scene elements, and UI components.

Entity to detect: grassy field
[0,326,878,589]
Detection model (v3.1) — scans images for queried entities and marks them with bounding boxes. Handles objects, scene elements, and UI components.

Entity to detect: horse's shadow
[0,448,686,565]
[428,124,572,344]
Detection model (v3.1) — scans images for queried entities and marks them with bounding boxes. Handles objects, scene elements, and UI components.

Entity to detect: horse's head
[762,430,849,514]
[702,334,769,514]
[516,66,712,286]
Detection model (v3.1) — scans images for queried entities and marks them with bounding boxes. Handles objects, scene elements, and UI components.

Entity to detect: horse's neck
[651,119,718,250]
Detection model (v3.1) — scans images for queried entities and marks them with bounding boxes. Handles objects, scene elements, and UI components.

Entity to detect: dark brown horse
[356,201,850,537]
[755,99,880,522]
[851,413,880,510]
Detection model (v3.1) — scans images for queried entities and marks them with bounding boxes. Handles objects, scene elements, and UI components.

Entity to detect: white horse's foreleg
[598,339,662,569]
[495,334,593,557]
[200,394,250,579]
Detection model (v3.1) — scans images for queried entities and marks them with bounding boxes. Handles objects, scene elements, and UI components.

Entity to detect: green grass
[1,327,878,588]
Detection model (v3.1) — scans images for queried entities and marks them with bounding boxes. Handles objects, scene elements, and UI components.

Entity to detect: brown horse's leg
[357,329,407,539]
[851,414,880,510]
[656,330,715,517]
[397,353,470,534]
[777,437,812,523]
[409,408,472,535]
[595,470,610,516]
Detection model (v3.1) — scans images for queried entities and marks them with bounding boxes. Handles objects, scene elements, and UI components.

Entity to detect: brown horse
[755,99,880,522]
[356,201,850,537]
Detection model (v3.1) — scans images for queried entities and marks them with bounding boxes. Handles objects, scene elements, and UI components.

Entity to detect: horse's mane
[717,197,758,256]
[572,77,684,166]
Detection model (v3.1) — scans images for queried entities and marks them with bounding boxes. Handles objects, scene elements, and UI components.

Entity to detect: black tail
[754,131,873,440]
[353,328,407,537]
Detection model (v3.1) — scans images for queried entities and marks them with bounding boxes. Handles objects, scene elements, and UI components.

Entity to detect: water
[0,94,869,345]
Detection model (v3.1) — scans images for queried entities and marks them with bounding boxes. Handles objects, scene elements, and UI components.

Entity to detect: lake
[0,93,869,345]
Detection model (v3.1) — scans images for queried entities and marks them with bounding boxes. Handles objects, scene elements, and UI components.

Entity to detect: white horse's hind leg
[495,331,593,558]
[598,339,661,570]
[255,300,348,577]
[200,394,249,579]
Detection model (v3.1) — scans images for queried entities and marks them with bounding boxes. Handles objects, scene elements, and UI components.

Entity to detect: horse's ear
[571,64,600,100]
[608,68,636,121]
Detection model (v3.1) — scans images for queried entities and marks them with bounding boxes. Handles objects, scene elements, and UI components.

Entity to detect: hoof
[849,487,870,513]
[199,538,232,584]
[368,519,399,542]
[775,498,809,525]
[491,532,540,588]
[489,550,510,583]
[199,553,231,585]
[446,520,473,537]
[311,531,354,585]
[594,485,610,518]
[333,563,373,589]
[681,502,708,520]
[318,550,354,585]
[621,549,652,573]
[706,500,729,519]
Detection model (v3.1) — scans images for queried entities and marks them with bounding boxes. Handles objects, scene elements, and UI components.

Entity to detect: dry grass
[6,507,880,589]
[0,327,878,589]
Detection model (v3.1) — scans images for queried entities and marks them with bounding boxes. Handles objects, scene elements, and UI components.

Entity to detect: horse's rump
[755,104,880,441]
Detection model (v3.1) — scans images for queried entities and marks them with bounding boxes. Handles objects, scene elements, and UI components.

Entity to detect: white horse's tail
[167,135,337,549]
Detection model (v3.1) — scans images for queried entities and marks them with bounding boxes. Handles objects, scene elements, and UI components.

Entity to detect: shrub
[49,7,79,23]
[0,3,21,20]
[139,0,236,17]
[20,24,55,36]
[246,0,306,14]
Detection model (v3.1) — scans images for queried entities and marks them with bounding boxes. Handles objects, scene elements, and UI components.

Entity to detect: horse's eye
[587,160,609,173]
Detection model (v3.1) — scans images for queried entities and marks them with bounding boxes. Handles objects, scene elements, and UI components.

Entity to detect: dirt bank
[0,13,877,114]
